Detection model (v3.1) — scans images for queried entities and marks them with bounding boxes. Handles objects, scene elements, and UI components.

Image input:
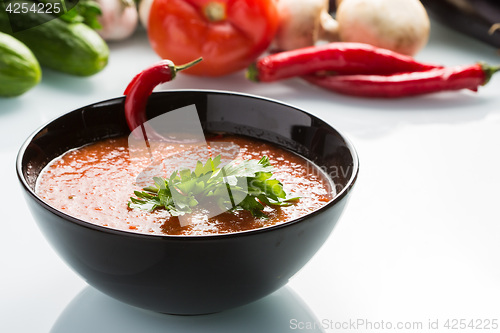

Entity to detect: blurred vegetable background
[96,0,138,41]
[0,0,109,77]
[147,0,279,76]
[0,0,498,98]
[421,0,500,49]
[0,31,41,97]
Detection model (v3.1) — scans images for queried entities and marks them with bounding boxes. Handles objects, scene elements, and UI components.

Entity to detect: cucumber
[0,3,109,76]
[0,32,41,97]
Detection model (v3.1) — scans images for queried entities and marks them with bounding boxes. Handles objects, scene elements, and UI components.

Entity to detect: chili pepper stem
[176,57,204,71]
[480,62,500,85]
[124,58,203,136]
[246,63,259,82]
[170,57,204,80]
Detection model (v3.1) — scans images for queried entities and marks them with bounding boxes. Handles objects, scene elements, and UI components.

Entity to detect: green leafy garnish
[59,0,103,30]
[128,155,299,218]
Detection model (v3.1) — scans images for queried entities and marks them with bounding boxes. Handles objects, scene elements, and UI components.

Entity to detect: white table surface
[2,21,500,333]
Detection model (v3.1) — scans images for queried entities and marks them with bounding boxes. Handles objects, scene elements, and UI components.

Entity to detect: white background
[1,20,500,332]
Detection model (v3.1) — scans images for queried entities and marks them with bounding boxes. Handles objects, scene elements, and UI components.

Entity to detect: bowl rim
[16,89,359,241]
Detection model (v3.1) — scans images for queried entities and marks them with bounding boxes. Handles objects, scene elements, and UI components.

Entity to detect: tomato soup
[36,135,333,235]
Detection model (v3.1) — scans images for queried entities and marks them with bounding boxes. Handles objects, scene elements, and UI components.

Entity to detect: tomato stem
[204,2,226,22]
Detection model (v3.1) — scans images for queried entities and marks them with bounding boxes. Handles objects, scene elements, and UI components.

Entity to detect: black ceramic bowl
[17,90,358,315]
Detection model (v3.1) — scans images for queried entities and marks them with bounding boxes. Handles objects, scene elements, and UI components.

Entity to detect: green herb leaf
[129,155,299,218]
[59,0,103,30]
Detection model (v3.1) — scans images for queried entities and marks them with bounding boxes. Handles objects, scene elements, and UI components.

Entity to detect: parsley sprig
[128,155,299,218]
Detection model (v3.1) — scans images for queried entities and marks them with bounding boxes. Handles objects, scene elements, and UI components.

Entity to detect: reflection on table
[51,285,325,333]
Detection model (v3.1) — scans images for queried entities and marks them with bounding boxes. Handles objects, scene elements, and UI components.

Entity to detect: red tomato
[147,0,279,76]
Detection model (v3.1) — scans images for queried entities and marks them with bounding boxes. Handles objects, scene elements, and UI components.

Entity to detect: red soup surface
[36,135,333,235]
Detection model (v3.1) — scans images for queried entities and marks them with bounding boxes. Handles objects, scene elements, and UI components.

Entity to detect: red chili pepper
[124,58,202,133]
[303,63,499,98]
[247,43,442,82]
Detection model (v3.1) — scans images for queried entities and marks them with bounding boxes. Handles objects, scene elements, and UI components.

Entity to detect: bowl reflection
[51,286,325,333]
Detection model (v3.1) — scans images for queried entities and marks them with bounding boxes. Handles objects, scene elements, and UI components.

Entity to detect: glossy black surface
[17,90,358,315]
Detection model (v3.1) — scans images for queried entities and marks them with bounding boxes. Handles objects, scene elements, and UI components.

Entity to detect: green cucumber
[0,32,41,97]
[0,3,109,76]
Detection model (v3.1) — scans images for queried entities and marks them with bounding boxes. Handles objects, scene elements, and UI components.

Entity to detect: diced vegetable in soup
[36,134,333,235]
